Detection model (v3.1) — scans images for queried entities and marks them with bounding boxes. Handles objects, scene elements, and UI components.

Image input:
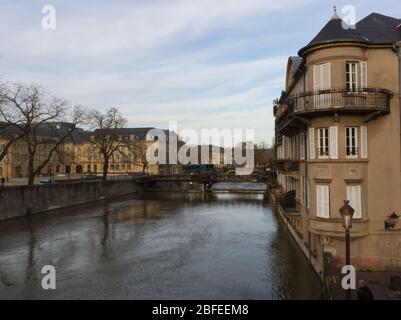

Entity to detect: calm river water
[0,183,322,299]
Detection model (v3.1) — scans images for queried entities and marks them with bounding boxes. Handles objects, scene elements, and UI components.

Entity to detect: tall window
[318,128,329,158]
[346,127,358,158]
[346,62,358,91]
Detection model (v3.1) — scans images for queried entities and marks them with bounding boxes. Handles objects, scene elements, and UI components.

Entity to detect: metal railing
[290,87,392,113]
[275,87,393,133]
[277,87,391,117]
[273,160,300,172]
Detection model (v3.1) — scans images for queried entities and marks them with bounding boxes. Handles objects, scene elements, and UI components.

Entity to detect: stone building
[273,11,401,272]
[0,123,163,179]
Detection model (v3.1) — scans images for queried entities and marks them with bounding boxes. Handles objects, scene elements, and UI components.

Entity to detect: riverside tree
[0,82,85,186]
[0,82,27,161]
[88,107,127,180]
[127,139,150,174]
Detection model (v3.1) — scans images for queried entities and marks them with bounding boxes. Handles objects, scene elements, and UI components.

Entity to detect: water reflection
[0,191,322,299]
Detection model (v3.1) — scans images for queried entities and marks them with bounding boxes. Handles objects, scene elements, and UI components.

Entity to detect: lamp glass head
[339,200,355,229]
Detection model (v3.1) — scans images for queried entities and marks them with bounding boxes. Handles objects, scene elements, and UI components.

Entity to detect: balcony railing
[275,87,393,133]
[291,87,392,113]
[273,159,300,173]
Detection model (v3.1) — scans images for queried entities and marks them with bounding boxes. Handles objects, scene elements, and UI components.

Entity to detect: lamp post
[339,200,355,300]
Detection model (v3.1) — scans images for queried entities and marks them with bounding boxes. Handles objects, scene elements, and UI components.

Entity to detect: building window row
[308,126,367,160]
[278,126,368,161]
[313,60,368,92]
[316,184,362,219]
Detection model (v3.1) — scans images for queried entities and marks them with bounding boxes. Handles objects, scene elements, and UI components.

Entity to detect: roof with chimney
[298,9,401,55]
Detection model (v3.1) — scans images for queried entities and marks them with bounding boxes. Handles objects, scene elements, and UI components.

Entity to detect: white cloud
[0,0,317,143]
[0,0,313,57]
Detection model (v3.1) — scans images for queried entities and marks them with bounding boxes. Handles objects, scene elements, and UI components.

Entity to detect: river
[0,183,322,299]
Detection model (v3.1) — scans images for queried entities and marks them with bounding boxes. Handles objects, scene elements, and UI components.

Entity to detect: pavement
[330,271,401,300]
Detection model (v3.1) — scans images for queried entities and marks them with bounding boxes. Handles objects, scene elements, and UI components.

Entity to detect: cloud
[10,0,395,145]
[0,0,313,57]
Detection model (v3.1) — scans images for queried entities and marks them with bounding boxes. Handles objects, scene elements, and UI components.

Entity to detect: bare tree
[255,141,269,150]
[0,82,85,185]
[0,82,27,161]
[126,139,149,174]
[88,107,127,180]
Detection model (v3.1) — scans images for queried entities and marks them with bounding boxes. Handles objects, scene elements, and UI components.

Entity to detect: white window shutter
[329,126,338,159]
[317,186,322,217]
[360,61,368,88]
[306,131,309,160]
[300,132,305,160]
[347,185,362,219]
[361,126,368,159]
[300,177,304,204]
[355,186,362,219]
[317,185,330,218]
[308,128,315,159]
[313,63,331,90]
[305,71,308,91]
[313,65,320,90]
[306,179,310,209]
[323,186,330,218]
[323,63,331,89]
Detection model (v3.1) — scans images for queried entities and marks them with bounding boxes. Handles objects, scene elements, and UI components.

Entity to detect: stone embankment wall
[0,180,143,221]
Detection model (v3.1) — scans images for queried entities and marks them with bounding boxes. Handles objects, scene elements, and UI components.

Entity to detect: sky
[1,0,401,146]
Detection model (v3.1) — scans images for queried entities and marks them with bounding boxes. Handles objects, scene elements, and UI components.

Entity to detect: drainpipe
[393,42,401,196]
[393,42,401,136]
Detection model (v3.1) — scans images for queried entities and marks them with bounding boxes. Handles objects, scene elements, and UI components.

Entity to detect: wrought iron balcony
[275,87,393,134]
[273,159,300,173]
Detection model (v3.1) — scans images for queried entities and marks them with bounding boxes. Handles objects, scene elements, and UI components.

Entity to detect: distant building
[0,124,167,178]
[273,11,401,271]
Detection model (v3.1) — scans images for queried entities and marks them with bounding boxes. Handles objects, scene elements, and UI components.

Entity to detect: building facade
[273,11,401,272]
[0,125,161,179]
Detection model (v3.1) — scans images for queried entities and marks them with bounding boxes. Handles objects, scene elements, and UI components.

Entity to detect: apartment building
[273,11,401,271]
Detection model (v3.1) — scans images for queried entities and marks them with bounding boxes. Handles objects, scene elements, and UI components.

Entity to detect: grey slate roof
[0,122,90,143]
[298,12,401,56]
[0,122,169,143]
[357,13,401,44]
[93,127,172,140]
[289,56,304,78]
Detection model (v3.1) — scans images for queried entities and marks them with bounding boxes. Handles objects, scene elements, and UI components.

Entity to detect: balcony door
[313,63,331,109]
[346,62,358,91]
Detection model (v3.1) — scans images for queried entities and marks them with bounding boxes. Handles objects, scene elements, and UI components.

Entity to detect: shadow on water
[0,187,322,299]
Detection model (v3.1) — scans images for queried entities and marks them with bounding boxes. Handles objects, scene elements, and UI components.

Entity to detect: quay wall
[0,180,143,221]
[266,189,323,277]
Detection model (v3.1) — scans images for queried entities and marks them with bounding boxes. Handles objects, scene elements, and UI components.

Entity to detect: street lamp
[339,200,355,300]
[385,212,399,230]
